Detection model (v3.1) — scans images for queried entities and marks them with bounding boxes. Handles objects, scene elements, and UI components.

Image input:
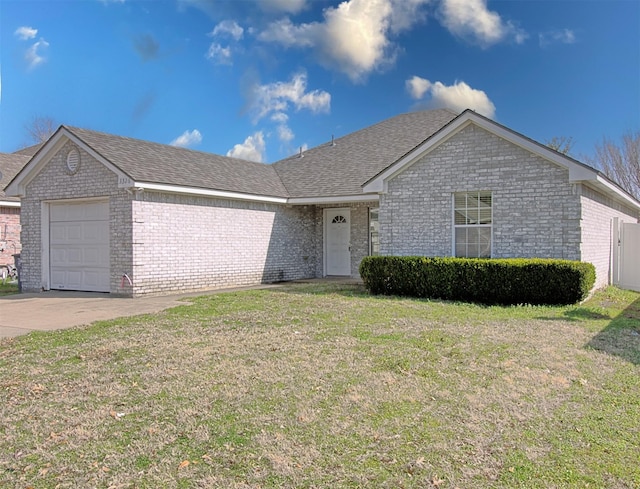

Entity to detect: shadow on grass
[586,296,640,366]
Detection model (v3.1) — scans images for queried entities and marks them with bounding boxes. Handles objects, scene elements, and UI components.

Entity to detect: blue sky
[1,0,638,164]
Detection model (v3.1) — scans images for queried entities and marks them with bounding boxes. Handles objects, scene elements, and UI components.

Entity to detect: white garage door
[50,201,110,292]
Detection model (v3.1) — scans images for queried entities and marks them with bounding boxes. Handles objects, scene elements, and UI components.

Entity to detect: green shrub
[359,256,595,305]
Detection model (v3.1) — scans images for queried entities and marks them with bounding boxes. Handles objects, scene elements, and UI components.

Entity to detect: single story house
[5,109,640,296]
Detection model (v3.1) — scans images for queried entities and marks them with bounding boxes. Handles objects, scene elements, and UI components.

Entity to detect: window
[454,191,492,258]
[332,215,347,224]
[369,208,379,256]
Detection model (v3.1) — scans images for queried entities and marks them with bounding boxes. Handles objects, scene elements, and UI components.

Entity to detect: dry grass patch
[1,284,638,488]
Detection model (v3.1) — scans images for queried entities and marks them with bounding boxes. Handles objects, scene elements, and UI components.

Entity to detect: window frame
[452,191,493,258]
[369,207,380,256]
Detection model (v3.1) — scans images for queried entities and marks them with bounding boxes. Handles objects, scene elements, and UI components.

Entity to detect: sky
[0,0,638,165]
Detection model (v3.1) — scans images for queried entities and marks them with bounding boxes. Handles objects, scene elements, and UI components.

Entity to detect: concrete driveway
[0,290,195,339]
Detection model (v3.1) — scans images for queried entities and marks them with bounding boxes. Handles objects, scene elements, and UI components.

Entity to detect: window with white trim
[454,191,492,258]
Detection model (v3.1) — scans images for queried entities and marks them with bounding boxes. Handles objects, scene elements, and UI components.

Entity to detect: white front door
[49,201,110,292]
[325,208,351,276]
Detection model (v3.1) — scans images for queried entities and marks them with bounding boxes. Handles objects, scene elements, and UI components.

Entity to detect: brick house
[0,151,33,269]
[5,109,640,296]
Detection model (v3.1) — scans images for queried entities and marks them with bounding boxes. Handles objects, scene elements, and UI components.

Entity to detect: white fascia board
[5,128,131,197]
[593,176,640,210]
[134,182,289,204]
[0,200,20,207]
[288,194,379,205]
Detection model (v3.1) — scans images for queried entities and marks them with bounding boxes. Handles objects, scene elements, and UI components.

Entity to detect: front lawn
[1,284,638,488]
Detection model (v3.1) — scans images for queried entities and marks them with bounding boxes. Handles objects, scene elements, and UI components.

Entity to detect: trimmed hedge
[359,256,595,305]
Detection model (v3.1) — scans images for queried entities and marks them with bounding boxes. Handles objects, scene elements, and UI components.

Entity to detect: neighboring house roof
[0,153,30,205]
[13,143,44,157]
[272,108,458,198]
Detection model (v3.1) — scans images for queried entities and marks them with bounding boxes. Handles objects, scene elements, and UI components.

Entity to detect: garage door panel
[50,202,110,292]
[51,201,109,222]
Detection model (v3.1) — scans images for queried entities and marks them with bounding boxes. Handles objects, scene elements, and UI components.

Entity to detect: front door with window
[325,208,351,276]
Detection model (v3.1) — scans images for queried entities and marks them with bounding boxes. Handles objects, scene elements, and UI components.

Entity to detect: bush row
[359,256,595,305]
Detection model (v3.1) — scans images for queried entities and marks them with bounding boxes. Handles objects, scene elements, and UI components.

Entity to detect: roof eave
[0,200,20,207]
[288,194,379,205]
[130,182,289,204]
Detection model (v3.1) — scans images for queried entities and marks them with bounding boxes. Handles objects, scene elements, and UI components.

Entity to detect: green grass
[1,283,638,488]
[0,281,19,296]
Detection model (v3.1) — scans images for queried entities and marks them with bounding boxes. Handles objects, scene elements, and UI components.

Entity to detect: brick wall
[0,207,21,267]
[579,184,639,288]
[380,124,582,261]
[128,192,318,296]
[19,141,132,293]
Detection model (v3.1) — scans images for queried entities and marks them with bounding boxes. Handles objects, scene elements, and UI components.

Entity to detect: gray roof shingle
[12,110,458,201]
[65,126,289,198]
[1,153,30,202]
[272,108,458,197]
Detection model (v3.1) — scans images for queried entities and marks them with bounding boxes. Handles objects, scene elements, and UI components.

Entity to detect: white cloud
[206,43,232,64]
[211,20,244,41]
[270,112,289,123]
[539,28,576,47]
[25,39,49,70]
[170,129,202,148]
[406,75,431,100]
[277,124,295,142]
[15,26,37,40]
[439,0,526,47]
[227,131,266,162]
[258,0,307,14]
[259,0,431,82]
[250,72,330,122]
[407,77,495,118]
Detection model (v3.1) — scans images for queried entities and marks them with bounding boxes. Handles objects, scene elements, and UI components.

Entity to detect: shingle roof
[0,153,30,202]
[13,143,44,157]
[65,126,289,198]
[12,110,458,201]
[272,108,458,197]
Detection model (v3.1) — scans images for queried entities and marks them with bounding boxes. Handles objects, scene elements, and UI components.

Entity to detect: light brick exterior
[16,123,639,296]
[0,207,21,267]
[579,185,638,288]
[19,142,132,293]
[381,125,582,259]
[379,124,639,288]
[19,142,366,296]
[129,193,318,296]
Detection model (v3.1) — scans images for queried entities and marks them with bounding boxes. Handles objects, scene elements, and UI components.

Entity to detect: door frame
[323,207,351,276]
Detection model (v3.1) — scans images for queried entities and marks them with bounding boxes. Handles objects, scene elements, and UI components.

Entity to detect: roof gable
[6,126,289,201]
[363,110,640,211]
